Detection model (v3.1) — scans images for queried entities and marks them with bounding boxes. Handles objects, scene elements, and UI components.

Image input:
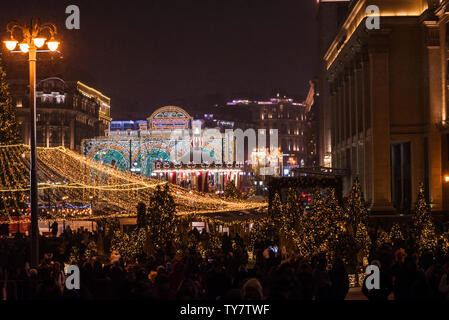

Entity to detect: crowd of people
[1,226,449,300]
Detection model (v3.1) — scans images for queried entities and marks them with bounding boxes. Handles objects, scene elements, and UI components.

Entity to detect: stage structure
[82,106,243,192]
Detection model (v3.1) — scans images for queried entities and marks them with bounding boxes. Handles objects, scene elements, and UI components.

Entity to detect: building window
[391,142,412,213]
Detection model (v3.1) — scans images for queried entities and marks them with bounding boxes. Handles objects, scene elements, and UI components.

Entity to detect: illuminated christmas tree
[111,228,147,263]
[224,180,240,199]
[250,193,281,251]
[297,188,329,259]
[375,230,392,249]
[0,58,20,145]
[280,188,303,249]
[326,188,359,267]
[345,178,368,230]
[147,184,177,250]
[0,58,28,219]
[389,223,405,248]
[411,183,437,255]
[343,179,371,270]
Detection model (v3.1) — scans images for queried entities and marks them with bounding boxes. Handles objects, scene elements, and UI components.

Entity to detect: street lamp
[3,19,60,267]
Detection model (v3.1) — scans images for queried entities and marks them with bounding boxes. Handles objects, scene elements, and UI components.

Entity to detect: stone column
[426,20,444,210]
[368,34,394,213]
[361,52,372,204]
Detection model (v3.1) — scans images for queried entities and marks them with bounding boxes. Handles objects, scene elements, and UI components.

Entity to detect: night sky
[0,0,318,120]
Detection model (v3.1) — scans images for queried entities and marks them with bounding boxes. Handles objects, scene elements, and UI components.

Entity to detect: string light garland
[0,144,267,224]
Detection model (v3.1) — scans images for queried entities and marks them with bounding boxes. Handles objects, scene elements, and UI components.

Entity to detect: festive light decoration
[249,193,281,252]
[0,61,27,225]
[224,180,240,200]
[411,183,438,255]
[375,230,392,248]
[0,144,266,224]
[389,223,405,248]
[111,228,147,263]
[84,240,98,260]
[343,178,371,271]
[146,184,177,250]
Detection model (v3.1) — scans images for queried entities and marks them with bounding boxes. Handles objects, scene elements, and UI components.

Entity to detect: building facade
[319,0,449,213]
[9,77,111,151]
[225,95,308,175]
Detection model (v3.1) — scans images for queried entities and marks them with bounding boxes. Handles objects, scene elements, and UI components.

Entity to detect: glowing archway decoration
[147,105,192,130]
[93,149,128,171]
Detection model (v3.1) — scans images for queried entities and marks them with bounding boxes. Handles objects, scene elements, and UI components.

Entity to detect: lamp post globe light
[3,19,60,267]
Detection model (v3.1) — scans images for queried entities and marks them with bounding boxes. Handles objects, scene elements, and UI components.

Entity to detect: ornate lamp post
[3,19,60,267]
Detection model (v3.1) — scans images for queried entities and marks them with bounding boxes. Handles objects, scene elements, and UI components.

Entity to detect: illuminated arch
[147,106,192,130]
[138,149,171,177]
[92,149,128,172]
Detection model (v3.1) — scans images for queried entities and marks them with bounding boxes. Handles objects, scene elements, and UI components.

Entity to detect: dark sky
[0,0,318,119]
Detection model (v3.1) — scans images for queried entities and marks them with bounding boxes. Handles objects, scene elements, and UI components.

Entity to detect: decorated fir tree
[326,188,353,264]
[297,188,329,259]
[411,183,438,255]
[0,58,20,145]
[389,223,405,248]
[280,188,303,250]
[345,178,368,231]
[375,229,392,249]
[147,184,178,250]
[343,179,371,270]
[224,180,240,200]
[110,228,147,263]
[250,193,281,251]
[0,59,27,219]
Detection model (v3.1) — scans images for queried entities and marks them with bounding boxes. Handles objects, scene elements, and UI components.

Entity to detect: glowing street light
[3,19,60,268]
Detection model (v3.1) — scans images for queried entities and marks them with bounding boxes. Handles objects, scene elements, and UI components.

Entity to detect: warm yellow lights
[444,175,449,183]
[0,144,267,222]
[47,40,59,51]
[3,39,18,50]
[18,42,29,53]
[32,37,46,48]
